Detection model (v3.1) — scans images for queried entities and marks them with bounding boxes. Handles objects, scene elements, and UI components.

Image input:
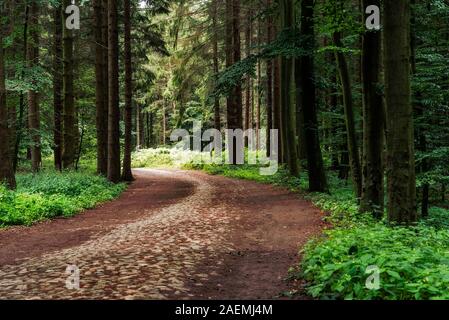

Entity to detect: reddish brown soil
[183,173,327,299]
[0,171,194,266]
[0,169,326,299]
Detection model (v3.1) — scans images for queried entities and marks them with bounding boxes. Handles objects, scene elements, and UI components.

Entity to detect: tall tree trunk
[62,0,77,169]
[272,25,282,162]
[244,9,251,135]
[136,104,144,149]
[266,0,273,156]
[360,0,384,217]
[334,31,362,197]
[226,0,243,164]
[94,0,108,175]
[383,0,417,223]
[298,0,328,191]
[279,0,299,177]
[256,15,261,150]
[28,1,41,172]
[122,0,134,182]
[149,111,154,147]
[53,4,63,171]
[0,23,16,189]
[410,0,428,218]
[212,0,221,131]
[107,0,121,183]
[13,4,29,172]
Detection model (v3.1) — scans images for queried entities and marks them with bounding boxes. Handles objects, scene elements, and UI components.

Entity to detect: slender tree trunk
[279,0,299,177]
[0,25,16,188]
[107,0,121,183]
[383,0,417,223]
[299,0,328,191]
[226,0,243,164]
[410,0,429,218]
[256,16,261,150]
[136,104,144,149]
[53,4,63,171]
[13,5,29,172]
[360,0,384,217]
[232,0,243,132]
[212,0,220,131]
[272,25,283,162]
[244,10,251,135]
[266,0,273,156]
[28,1,41,172]
[62,0,77,169]
[94,0,108,175]
[334,31,362,197]
[122,0,134,182]
[149,112,154,147]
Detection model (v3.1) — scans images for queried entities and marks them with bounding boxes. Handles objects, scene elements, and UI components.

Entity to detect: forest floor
[0,169,326,300]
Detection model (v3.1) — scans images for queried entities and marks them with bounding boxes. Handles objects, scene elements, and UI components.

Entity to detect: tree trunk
[225,0,243,164]
[122,0,134,182]
[212,0,221,131]
[334,31,362,198]
[0,26,16,189]
[107,0,121,183]
[53,4,63,171]
[62,0,77,169]
[136,104,144,149]
[266,0,273,156]
[298,0,328,191]
[244,9,251,135]
[13,4,29,172]
[94,0,108,176]
[28,1,41,172]
[272,26,282,163]
[360,0,384,217]
[383,0,417,224]
[279,0,299,177]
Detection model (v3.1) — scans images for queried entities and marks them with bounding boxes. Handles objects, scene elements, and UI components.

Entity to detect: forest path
[0,169,325,299]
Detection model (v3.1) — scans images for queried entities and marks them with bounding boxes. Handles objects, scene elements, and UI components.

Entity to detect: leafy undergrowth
[134,147,449,300]
[0,171,126,227]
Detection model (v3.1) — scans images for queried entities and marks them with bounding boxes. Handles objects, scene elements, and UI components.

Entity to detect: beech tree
[383,0,417,223]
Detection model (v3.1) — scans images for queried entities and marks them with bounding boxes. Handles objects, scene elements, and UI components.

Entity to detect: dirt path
[0,169,325,300]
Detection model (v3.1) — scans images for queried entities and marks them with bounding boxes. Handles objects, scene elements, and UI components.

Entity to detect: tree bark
[94,0,108,176]
[226,0,243,164]
[266,0,273,156]
[53,4,63,171]
[0,23,16,189]
[212,0,221,131]
[13,4,29,172]
[62,0,77,169]
[279,0,299,177]
[383,0,417,223]
[360,0,384,217]
[122,0,134,182]
[298,0,328,191]
[107,0,121,183]
[28,1,41,172]
[272,25,282,163]
[334,31,362,198]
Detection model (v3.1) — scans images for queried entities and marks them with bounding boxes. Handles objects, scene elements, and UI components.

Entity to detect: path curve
[0,169,326,300]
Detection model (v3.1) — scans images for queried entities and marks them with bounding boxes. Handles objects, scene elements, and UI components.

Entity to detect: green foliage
[0,171,126,227]
[301,223,449,300]
[132,148,175,168]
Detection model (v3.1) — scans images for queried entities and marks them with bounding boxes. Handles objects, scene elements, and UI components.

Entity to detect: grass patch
[0,171,126,227]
